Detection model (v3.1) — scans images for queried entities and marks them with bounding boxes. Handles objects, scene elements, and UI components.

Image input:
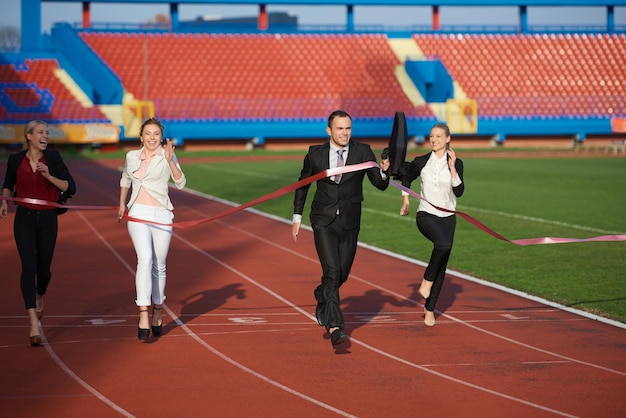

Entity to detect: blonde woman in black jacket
[399,123,464,327]
[1,120,76,346]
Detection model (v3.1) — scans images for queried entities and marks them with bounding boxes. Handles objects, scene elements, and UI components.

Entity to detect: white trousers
[127,204,173,306]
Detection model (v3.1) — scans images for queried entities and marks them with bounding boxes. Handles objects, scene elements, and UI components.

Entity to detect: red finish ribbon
[123,161,379,228]
[0,196,117,211]
[1,162,378,227]
[389,179,626,246]
[3,161,625,246]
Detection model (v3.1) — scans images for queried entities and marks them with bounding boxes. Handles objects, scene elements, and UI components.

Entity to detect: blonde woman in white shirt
[118,118,186,340]
[399,123,464,327]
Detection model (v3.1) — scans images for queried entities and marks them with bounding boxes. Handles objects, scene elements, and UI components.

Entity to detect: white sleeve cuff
[292,214,302,223]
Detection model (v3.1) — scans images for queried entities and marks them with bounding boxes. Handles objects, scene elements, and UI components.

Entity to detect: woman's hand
[36,162,51,179]
[400,201,410,216]
[163,138,175,162]
[447,147,457,170]
[118,205,126,222]
[447,147,460,179]
[0,200,8,218]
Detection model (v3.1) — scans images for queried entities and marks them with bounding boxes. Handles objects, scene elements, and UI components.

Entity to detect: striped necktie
[334,149,345,184]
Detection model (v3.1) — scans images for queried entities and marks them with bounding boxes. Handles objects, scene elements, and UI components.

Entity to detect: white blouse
[417,152,462,217]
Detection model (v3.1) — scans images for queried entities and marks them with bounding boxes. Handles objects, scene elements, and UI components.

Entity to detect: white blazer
[120,148,186,211]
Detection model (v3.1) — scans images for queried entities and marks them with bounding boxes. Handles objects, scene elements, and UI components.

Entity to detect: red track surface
[1,159,625,417]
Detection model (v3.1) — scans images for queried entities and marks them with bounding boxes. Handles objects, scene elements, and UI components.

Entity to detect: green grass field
[85,149,626,323]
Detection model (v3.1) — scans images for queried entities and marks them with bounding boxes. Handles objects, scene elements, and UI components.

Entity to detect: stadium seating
[413,33,626,118]
[79,31,435,121]
[0,59,110,124]
[5,32,624,126]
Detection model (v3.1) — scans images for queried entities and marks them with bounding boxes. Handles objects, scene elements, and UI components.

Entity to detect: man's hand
[292,222,301,242]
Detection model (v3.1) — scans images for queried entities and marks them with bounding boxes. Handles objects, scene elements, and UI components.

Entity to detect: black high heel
[151,306,162,337]
[138,309,150,340]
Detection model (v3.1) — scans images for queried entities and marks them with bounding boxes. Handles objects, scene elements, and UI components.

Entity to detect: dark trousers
[14,206,58,309]
[416,211,456,312]
[312,216,359,331]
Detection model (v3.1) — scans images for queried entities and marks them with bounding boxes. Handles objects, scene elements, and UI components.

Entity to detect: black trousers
[14,206,58,309]
[416,211,456,312]
[312,215,359,331]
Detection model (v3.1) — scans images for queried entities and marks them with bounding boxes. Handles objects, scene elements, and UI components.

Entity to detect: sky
[1,1,625,32]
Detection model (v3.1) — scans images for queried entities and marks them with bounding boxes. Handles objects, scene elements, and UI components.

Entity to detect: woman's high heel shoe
[151,306,162,337]
[138,309,150,340]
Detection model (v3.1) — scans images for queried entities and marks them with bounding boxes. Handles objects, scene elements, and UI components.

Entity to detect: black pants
[416,211,456,312]
[312,216,359,331]
[14,206,58,309]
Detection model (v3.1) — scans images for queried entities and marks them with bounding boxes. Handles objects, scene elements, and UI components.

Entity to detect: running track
[1,159,625,418]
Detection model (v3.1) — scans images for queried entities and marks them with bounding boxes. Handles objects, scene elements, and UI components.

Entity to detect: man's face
[326,116,352,149]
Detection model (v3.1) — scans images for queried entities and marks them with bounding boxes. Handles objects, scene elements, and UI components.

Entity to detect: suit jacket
[293,140,389,229]
[120,149,186,211]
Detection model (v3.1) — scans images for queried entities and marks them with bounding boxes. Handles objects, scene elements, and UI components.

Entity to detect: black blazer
[3,150,77,200]
[294,140,389,229]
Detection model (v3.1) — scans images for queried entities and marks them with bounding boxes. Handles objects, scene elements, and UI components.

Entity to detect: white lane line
[209,207,626,378]
[178,217,579,417]
[184,191,626,325]
[56,197,617,417]
[457,205,623,235]
[39,331,135,418]
[361,206,623,235]
[359,242,626,330]
[34,212,136,418]
[76,211,357,418]
[363,185,624,235]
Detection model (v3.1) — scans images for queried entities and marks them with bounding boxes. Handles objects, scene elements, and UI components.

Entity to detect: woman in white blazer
[118,118,186,340]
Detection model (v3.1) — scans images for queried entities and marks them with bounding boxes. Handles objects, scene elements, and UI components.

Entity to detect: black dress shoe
[315,301,326,326]
[330,329,349,345]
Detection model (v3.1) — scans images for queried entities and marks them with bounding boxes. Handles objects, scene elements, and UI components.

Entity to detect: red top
[16,155,59,210]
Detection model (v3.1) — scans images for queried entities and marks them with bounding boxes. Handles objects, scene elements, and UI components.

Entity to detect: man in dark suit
[292,110,390,346]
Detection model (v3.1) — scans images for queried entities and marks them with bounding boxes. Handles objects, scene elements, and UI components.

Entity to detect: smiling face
[140,123,163,154]
[429,125,450,153]
[326,115,352,149]
[26,122,49,152]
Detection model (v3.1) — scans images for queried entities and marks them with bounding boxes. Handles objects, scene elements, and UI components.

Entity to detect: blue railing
[68,21,626,35]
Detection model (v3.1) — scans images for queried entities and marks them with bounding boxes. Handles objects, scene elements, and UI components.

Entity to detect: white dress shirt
[413,152,462,217]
